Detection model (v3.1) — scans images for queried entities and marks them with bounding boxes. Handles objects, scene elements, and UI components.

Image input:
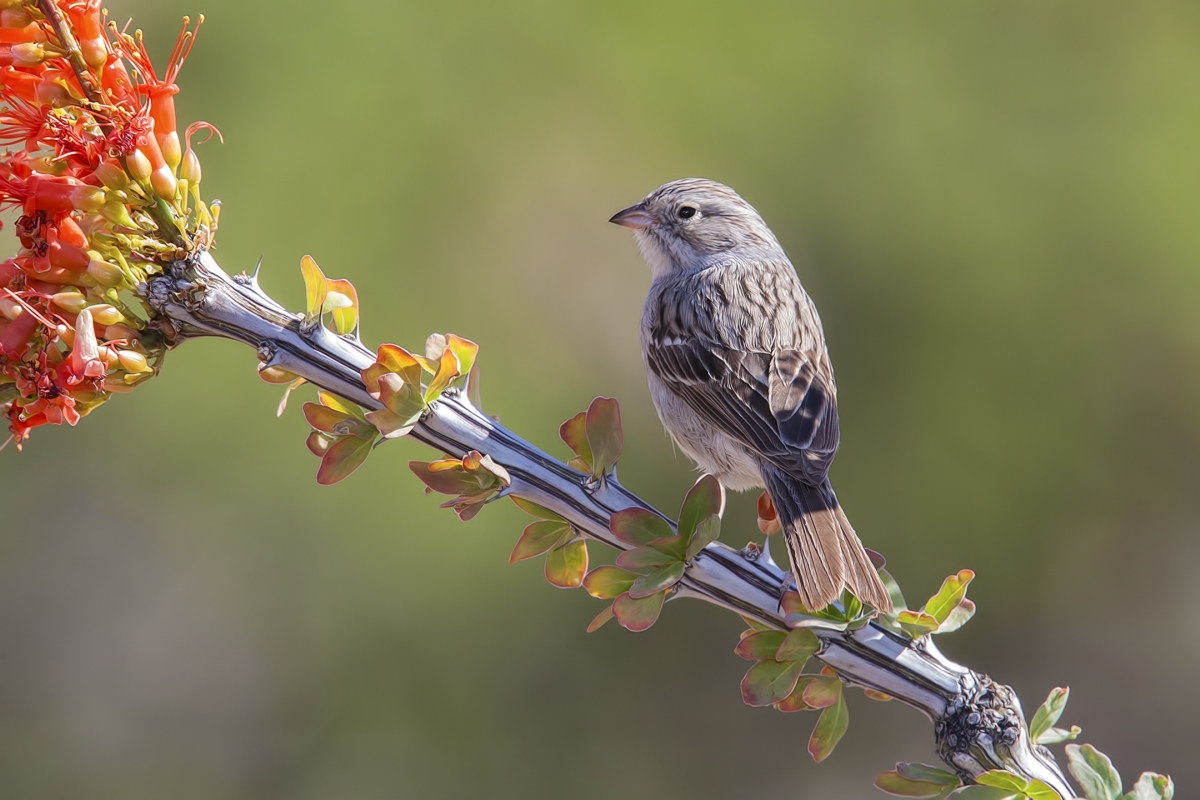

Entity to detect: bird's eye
[678,206,697,219]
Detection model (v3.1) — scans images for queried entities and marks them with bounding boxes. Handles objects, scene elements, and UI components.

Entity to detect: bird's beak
[609,202,657,230]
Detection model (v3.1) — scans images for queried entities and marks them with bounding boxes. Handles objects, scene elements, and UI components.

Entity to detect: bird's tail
[761,467,893,613]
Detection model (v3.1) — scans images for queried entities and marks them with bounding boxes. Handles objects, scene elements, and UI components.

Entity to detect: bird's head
[609,178,781,279]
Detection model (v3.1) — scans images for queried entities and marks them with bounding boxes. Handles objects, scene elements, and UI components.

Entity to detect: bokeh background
[2,1,1199,797]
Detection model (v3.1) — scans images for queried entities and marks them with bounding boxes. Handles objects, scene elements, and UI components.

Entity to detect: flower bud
[117,350,151,373]
[55,323,74,347]
[0,296,22,320]
[99,199,138,230]
[10,42,44,66]
[51,292,88,314]
[70,185,106,212]
[125,149,152,183]
[150,166,177,200]
[104,324,137,341]
[86,257,124,287]
[80,37,106,70]
[159,131,181,172]
[180,148,201,186]
[87,304,125,326]
[0,7,31,28]
[93,160,129,192]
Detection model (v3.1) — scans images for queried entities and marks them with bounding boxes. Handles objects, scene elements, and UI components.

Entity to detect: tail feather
[762,467,892,613]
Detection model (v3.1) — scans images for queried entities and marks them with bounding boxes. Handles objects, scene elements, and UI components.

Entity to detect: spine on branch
[146,251,1088,800]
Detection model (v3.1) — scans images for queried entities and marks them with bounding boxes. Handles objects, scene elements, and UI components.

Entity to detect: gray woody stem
[146,252,1075,799]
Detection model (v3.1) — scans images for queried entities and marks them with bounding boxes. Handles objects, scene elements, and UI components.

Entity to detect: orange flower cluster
[0,1,218,449]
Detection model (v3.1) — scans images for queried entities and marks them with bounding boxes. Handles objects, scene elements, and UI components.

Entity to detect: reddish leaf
[582,566,639,599]
[733,631,786,661]
[302,402,365,436]
[781,591,809,617]
[424,345,461,403]
[776,676,818,713]
[442,334,479,381]
[740,659,804,707]
[305,431,331,457]
[864,689,893,702]
[587,605,615,632]
[559,411,592,473]
[612,590,666,632]
[610,508,673,546]
[585,397,623,475]
[628,561,685,598]
[678,475,724,540]
[509,520,572,563]
[316,434,374,485]
[545,539,587,588]
[325,277,359,334]
[648,534,688,562]
[409,459,479,496]
[802,675,842,709]
[808,692,849,762]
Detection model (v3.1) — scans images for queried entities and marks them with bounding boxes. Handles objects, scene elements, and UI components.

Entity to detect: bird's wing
[645,328,839,484]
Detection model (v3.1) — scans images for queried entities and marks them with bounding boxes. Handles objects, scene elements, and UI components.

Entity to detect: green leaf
[897,764,962,785]
[1130,772,1174,800]
[315,434,374,485]
[587,604,615,632]
[678,474,724,540]
[509,520,572,563]
[615,545,679,569]
[924,569,975,625]
[544,539,588,588]
[300,254,327,319]
[440,334,479,382]
[1037,726,1081,745]
[1066,744,1123,800]
[775,676,818,712]
[409,459,481,496]
[775,627,819,663]
[975,772,1031,792]
[582,566,640,599]
[511,496,566,521]
[629,561,686,598]
[935,599,976,635]
[1029,687,1070,745]
[364,407,419,439]
[879,568,908,612]
[585,396,623,476]
[733,631,786,661]
[801,675,842,709]
[559,411,592,473]
[807,691,849,762]
[610,508,674,546]
[363,343,424,394]
[685,515,722,560]
[740,659,804,707]
[612,590,666,632]
[897,610,941,638]
[946,788,1021,800]
[876,768,960,798]
[648,534,688,562]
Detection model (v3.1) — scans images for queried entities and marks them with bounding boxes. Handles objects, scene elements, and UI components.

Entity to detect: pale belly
[646,371,764,492]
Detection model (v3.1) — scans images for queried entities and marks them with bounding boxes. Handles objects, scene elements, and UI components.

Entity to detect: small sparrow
[610,178,891,613]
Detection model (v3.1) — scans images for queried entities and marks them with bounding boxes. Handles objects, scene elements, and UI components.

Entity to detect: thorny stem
[146,251,1076,799]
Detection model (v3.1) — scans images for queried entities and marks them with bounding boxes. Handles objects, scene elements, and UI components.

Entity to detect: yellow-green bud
[181,148,202,186]
[125,149,152,183]
[94,160,129,192]
[86,256,124,287]
[117,350,151,373]
[51,292,88,314]
[88,304,125,326]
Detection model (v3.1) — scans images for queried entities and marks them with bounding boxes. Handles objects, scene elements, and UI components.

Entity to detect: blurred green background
[3,1,1199,797]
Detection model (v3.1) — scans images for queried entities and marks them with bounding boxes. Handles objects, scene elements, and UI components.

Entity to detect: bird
[609,178,892,613]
